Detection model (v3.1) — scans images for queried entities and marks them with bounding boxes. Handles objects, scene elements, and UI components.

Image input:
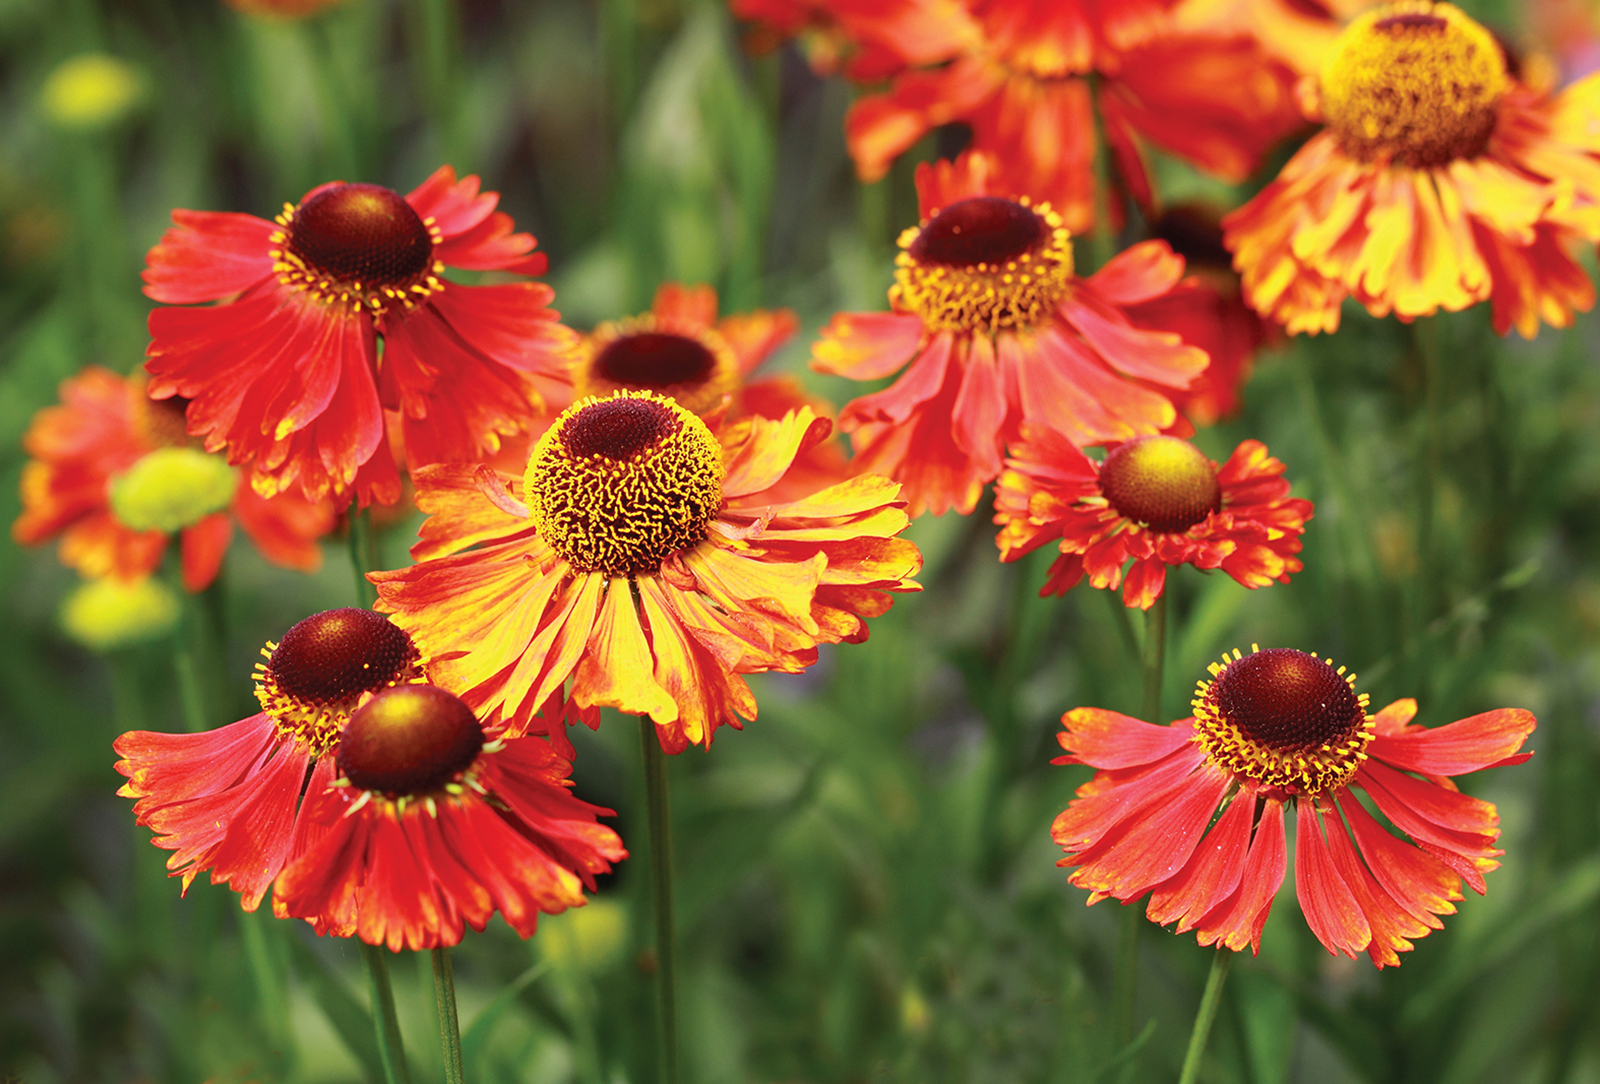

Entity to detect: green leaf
[461,961,549,1071]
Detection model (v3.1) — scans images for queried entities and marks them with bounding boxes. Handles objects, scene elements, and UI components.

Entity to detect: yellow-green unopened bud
[41,54,145,130]
[539,899,628,974]
[109,447,237,532]
[61,577,180,651]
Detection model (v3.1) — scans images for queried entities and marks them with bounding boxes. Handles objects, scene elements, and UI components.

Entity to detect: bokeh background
[5,0,1600,1081]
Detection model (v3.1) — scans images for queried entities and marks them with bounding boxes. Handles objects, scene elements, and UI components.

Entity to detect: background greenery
[3,0,1599,1081]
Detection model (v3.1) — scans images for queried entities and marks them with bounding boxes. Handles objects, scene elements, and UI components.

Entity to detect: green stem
[432,946,465,1084]
[1407,317,1443,693]
[240,907,293,1075]
[1110,593,1167,1061]
[1177,950,1234,1084]
[1140,592,1168,725]
[640,718,680,1084]
[361,943,412,1084]
[349,505,379,608]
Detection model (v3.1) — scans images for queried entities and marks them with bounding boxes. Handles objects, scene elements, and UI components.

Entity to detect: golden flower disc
[254,607,427,756]
[575,321,740,416]
[108,447,237,532]
[892,196,1074,333]
[1098,436,1221,534]
[337,684,484,797]
[1192,648,1374,795]
[270,183,445,316]
[525,391,725,577]
[1320,1,1506,167]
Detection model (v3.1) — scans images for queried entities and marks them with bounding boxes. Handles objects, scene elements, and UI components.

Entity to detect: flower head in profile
[273,684,625,951]
[1052,647,1535,965]
[994,431,1311,609]
[372,390,922,753]
[143,167,574,506]
[570,282,847,501]
[812,154,1208,517]
[1224,1,1600,337]
[14,366,335,591]
[819,0,1306,232]
[115,608,427,908]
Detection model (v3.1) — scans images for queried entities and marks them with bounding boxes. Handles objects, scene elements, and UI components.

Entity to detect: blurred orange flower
[752,0,1307,232]
[14,366,334,592]
[373,391,921,753]
[1224,1,1600,337]
[994,431,1311,609]
[1053,648,1535,966]
[811,154,1207,517]
[144,167,574,507]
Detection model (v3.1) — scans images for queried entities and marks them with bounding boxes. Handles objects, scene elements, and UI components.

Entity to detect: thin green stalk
[361,943,413,1084]
[1406,317,1443,693]
[349,506,379,608]
[240,907,293,1076]
[432,946,465,1084]
[640,718,680,1084]
[1140,591,1168,725]
[1111,593,1166,1062]
[1177,950,1234,1084]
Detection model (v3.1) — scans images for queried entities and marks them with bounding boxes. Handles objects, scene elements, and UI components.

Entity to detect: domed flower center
[1192,647,1374,794]
[337,684,484,796]
[255,607,427,756]
[272,183,444,316]
[525,391,725,577]
[577,325,740,416]
[1320,1,1506,167]
[893,196,1074,333]
[1097,436,1221,533]
[1150,205,1232,274]
[109,447,237,532]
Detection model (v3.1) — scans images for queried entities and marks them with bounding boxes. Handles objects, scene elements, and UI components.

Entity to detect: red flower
[1223,3,1600,337]
[373,392,921,753]
[273,684,625,951]
[833,0,1306,232]
[994,430,1311,609]
[731,0,981,80]
[1123,205,1280,427]
[14,366,335,591]
[1052,648,1535,965]
[143,167,575,507]
[570,282,849,501]
[812,154,1208,517]
[115,609,427,908]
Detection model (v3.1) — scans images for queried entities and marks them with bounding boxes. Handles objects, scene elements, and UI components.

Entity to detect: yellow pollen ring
[525,390,726,577]
[892,198,1074,333]
[253,639,429,758]
[1319,1,1507,167]
[269,203,445,319]
[1191,646,1374,796]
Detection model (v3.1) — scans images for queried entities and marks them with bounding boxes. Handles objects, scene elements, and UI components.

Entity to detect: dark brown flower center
[337,684,484,796]
[286,183,433,287]
[559,395,683,461]
[268,608,416,705]
[1149,205,1231,272]
[1097,436,1221,533]
[909,197,1047,268]
[1212,649,1365,752]
[595,332,718,390]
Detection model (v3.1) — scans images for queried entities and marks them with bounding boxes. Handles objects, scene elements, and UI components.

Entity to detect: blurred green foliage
[3,0,1600,1082]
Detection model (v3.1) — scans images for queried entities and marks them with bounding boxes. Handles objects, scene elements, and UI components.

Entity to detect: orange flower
[571,282,847,501]
[834,0,1305,232]
[14,366,335,592]
[811,155,1208,517]
[1223,1,1600,337]
[731,0,981,80]
[994,431,1311,608]
[115,609,429,909]
[1053,648,1536,965]
[273,684,625,951]
[372,391,922,753]
[143,167,574,507]
[1123,205,1280,427]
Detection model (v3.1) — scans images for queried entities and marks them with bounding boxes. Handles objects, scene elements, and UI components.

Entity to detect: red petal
[1367,708,1536,776]
[1196,796,1287,955]
[1294,801,1371,961]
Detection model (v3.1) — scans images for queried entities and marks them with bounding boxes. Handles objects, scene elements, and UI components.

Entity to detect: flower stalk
[1177,949,1234,1084]
[361,943,413,1084]
[641,717,680,1084]
[432,946,465,1084]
